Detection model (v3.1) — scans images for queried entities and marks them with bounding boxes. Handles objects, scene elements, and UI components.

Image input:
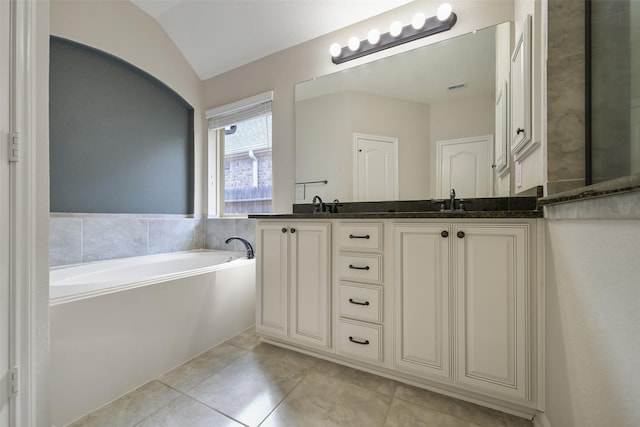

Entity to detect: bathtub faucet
[225,236,255,259]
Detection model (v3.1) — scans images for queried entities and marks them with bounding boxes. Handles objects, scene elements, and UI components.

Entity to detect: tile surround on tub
[204,218,256,254]
[49,214,206,266]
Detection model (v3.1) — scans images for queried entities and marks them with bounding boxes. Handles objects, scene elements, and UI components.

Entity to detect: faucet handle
[450,188,456,197]
[458,199,474,211]
[431,199,446,212]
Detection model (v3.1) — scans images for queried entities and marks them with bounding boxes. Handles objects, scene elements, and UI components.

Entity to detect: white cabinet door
[454,224,528,400]
[394,224,451,379]
[289,223,331,348]
[256,223,289,338]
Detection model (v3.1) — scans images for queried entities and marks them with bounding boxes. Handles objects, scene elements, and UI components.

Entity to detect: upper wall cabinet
[510,15,533,156]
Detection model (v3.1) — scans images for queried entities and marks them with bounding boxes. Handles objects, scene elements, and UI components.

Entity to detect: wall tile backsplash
[50,214,257,266]
[204,218,256,254]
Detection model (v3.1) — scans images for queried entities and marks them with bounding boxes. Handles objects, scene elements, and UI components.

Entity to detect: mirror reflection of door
[354,133,398,201]
[436,135,493,198]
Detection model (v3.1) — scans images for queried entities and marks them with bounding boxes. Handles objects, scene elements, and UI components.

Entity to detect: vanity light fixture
[330,3,457,64]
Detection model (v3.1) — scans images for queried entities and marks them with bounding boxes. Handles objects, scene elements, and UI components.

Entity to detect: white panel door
[354,134,398,201]
[436,135,493,198]
[289,223,331,348]
[394,224,451,380]
[1,0,11,424]
[256,223,289,338]
[454,224,528,401]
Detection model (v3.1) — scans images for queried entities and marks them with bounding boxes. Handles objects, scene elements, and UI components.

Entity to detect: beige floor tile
[313,359,397,396]
[68,380,180,427]
[394,384,505,427]
[261,370,392,427]
[187,344,317,427]
[225,326,261,351]
[158,342,247,392]
[504,413,534,427]
[136,395,243,427]
[384,398,483,427]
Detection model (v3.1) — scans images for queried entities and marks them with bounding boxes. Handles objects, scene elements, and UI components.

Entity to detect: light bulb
[389,20,403,37]
[412,13,426,30]
[348,36,360,51]
[368,29,381,45]
[330,42,342,57]
[437,3,452,21]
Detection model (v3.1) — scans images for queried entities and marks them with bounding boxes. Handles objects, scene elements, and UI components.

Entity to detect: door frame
[435,135,493,199]
[353,133,399,201]
[6,0,42,425]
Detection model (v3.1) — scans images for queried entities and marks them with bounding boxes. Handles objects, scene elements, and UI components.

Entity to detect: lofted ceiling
[130,0,414,81]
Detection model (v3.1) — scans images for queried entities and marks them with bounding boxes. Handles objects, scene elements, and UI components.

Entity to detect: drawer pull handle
[349,234,370,239]
[348,298,370,306]
[348,336,370,345]
[349,264,370,271]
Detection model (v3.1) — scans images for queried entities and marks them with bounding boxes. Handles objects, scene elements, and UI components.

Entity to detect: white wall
[544,215,640,427]
[49,0,205,213]
[203,0,515,213]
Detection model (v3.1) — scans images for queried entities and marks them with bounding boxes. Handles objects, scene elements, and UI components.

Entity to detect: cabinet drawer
[337,320,383,363]
[339,283,382,323]
[338,254,383,284]
[337,223,383,251]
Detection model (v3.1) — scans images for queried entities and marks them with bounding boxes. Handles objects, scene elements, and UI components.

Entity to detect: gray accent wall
[49,37,194,214]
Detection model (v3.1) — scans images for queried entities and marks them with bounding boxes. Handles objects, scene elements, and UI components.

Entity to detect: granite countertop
[250,210,543,219]
[250,195,543,219]
[539,174,640,206]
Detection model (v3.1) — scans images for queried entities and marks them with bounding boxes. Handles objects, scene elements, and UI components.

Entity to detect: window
[207,92,273,215]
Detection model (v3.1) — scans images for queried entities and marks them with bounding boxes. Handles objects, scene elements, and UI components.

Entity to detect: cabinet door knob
[281,227,287,233]
[516,127,525,135]
[348,336,370,345]
[290,227,296,234]
[441,230,449,238]
[457,231,465,238]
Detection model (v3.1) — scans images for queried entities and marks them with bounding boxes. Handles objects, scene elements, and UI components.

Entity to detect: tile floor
[68,328,533,427]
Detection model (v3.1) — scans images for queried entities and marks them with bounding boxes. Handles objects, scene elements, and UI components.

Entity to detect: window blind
[206,91,273,130]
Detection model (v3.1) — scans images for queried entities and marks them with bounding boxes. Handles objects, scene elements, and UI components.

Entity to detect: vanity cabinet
[394,221,534,403]
[454,224,529,401]
[335,222,385,364]
[394,224,451,380]
[256,221,331,349]
[256,217,541,414]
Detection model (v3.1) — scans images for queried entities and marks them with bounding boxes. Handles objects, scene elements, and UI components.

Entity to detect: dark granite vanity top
[250,195,543,219]
[539,174,640,206]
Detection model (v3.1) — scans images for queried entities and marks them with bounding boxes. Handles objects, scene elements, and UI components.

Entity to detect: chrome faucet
[312,195,325,213]
[225,236,255,259]
[449,188,457,211]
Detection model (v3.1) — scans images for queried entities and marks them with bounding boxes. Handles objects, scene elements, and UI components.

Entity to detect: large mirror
[295,22,512,203]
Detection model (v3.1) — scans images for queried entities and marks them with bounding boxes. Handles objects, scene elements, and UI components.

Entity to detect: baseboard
[533,412,552,427]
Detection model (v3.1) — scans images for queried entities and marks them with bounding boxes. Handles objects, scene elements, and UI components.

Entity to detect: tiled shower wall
[50,214,256,267]
[546,0,586,194]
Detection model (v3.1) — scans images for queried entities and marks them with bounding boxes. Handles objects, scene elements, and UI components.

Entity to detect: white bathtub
[49,250,256,426]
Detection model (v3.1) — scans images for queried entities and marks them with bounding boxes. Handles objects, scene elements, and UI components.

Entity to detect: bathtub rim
[49,249,255,306]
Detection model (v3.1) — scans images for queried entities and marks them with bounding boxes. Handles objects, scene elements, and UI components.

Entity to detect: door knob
[441,230,449,238]
[457,231,465,238]
[290,228,296,234]
[281,227,287,233]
